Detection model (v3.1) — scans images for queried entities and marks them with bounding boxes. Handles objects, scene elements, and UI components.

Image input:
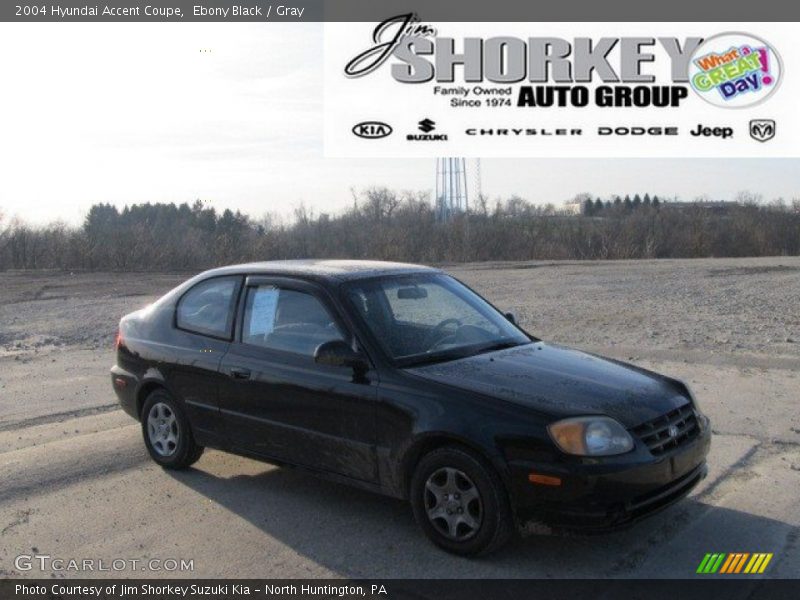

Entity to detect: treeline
[1,190,799,271]
[583,193,661,216]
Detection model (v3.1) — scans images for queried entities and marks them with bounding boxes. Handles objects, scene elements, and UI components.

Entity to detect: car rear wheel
[141,389,203,469]
[410,446,514,556]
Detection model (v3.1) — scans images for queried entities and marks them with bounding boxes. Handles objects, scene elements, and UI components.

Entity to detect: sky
[0,22,797,226]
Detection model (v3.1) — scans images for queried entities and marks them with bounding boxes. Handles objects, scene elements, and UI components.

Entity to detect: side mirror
[505,312,517,325]
[314,340,368,370]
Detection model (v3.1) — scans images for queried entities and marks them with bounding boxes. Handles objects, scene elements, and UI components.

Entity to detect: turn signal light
[528,473,562,486]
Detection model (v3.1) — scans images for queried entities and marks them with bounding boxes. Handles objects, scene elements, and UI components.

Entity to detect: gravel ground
[0,257,798,579]
[453,256,800,362]
[1,256,798,366]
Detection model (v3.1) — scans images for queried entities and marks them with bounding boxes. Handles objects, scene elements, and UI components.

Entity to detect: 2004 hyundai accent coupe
[111,260,710,555]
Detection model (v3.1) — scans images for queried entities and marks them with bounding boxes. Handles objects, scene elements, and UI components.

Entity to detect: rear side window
[242,286,344,356]
[176,276,240,338]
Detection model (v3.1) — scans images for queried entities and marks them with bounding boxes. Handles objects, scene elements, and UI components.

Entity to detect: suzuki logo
[749,119,775,142]
[352,121,393,139]
[418,118,436,133]
[668,425,680,438]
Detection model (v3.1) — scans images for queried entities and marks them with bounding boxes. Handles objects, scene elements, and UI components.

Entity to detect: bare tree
[0,193,798,271]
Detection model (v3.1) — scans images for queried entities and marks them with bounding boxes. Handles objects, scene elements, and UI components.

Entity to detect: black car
[111,260,710,555]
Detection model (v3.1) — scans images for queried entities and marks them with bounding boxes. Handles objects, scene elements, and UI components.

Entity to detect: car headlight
[547,416,634,456]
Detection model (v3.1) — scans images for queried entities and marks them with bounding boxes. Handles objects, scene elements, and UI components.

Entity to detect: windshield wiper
[401,350,469,368]
[470,340,527,356]
[402,340,527,368]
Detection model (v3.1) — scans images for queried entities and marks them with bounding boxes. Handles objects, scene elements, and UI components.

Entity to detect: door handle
[229,366,251,380]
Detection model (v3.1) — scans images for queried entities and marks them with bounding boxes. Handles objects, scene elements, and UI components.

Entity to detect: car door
[165,274,243,448]
[218,276,380,483]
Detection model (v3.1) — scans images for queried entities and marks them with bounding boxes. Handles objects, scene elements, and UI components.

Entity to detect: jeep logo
[690,124,733,139]
[352,121,393,139]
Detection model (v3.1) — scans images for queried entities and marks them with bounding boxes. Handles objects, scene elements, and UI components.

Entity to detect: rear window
[176,276,240,338]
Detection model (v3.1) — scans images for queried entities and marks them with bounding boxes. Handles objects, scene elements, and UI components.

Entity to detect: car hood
[405,342,689,427]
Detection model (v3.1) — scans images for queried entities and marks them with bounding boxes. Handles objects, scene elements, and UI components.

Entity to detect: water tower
[435,158,469,222]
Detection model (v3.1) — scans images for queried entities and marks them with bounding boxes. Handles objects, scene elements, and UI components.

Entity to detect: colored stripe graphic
[759,554,773,573]
[734,553,750,573]
[701,552,775,575]
[697,553,727,573]
[711,553,726,573]
[724,553,749,573]
[697,554,713,573]
[745,554,760,573]
[719,554,736,573]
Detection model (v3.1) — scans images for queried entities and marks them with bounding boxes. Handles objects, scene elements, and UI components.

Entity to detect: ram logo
[749,119,775,142]
[352,121,393,139]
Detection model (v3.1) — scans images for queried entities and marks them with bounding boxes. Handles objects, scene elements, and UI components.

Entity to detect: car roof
[198,259,440,283]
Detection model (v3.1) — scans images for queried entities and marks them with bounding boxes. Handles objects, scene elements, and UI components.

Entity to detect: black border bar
[2,579,799,600]
[2,0,800,22]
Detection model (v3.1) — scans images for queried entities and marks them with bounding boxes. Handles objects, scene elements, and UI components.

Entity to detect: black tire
[140,389,204,469]
[410,446,514,556]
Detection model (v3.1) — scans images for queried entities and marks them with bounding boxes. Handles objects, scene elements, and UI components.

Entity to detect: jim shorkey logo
[344,13,437,78]
[343,16,781,110]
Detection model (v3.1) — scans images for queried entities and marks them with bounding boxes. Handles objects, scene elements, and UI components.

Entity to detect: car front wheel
[410,446,514,556]
[141,389,204,469]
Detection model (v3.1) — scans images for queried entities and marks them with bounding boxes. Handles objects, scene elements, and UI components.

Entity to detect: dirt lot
[0,257,798,578]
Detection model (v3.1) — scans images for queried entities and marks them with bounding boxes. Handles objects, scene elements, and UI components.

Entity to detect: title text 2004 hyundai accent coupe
[111,260,710,555]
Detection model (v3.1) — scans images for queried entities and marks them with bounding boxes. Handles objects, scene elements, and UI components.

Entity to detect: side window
[242,286,345,356]
[176,276,239,338]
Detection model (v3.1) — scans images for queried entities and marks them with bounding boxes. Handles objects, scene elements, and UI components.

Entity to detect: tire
[410,446,514,556]
[140,389,204,469]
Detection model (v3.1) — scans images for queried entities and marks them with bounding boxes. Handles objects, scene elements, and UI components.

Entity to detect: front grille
[632,402,699,456]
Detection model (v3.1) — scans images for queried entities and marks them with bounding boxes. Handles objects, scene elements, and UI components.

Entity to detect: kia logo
[352,121,393,139]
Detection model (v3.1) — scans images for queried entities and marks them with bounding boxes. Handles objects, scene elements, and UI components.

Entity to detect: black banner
[2,0,800,22]
[2,580,800,600]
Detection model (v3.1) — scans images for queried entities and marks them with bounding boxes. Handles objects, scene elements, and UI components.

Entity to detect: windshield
[344,273,531,366]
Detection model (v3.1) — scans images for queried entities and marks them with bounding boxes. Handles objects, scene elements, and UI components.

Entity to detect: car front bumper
[508,424,711,533]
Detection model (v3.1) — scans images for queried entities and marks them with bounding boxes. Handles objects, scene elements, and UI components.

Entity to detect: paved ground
[0,258,798,578]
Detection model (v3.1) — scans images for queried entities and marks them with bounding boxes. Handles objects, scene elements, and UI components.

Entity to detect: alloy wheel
[424,467,483,541]
[147,402,179,457]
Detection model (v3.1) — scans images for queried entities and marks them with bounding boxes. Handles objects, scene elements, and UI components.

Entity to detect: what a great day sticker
[689,32,782,108]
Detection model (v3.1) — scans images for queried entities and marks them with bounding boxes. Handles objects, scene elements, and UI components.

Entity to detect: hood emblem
[668,425,680,438]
